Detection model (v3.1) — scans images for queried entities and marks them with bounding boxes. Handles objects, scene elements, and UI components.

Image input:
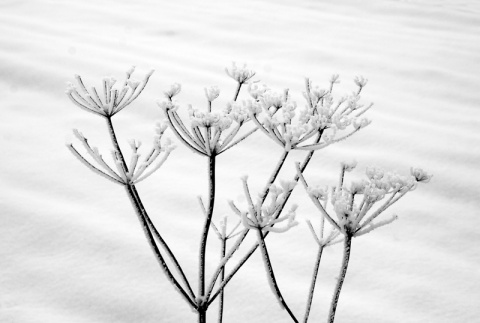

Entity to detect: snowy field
[1,0,479,322]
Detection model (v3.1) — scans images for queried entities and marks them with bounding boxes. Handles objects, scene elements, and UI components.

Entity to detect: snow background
[1,0,479,322]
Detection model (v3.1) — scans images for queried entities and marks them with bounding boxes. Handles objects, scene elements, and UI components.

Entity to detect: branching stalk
[105,116,195,307]
[209,133,322,303]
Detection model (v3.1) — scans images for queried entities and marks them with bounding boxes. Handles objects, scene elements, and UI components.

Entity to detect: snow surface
[1,0,479,322]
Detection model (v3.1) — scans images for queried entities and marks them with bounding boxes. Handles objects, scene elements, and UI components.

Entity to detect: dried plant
[66,63,430,322]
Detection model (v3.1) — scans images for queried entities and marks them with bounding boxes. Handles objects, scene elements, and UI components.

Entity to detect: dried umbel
[248,77,372,151]
[299,162,429,237]
[298,161,430,322]
[229,178,299,233]
[67,122,174,185]
[66,66,154,117]
[159,74,258,157]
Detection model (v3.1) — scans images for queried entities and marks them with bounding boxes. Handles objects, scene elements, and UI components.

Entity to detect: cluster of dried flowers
[66,63,430,323]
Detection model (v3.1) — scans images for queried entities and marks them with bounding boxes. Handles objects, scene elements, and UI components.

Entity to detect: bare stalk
[105,116,195,307]
[208,133,322,304]
[206,149,289,299]
[303,245,324,323]
[233,82,242,101]
[198,154,216,322]
[218,236,227,323]
[144,212,196,300]
[256,228,299,323]
[328,234,352,323]
[126,184,196,308]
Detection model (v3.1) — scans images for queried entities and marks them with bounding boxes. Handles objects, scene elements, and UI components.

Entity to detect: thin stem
[303,244,324,323]
[256,228,299,323]
[328,234,352,323]
[126,184,196,308]
[105,116,128,172]
[259,150,289,204]
[206,149,289,297]
[199,154,216,314]
[209,133,323,303]
[143,211,196,300]
[233,82,242,101]
[218,237,227,323]
[106,116,195,308]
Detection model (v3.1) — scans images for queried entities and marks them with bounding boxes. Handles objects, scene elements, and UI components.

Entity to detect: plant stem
[126,184,196,308]
[328,234,352,323]
[205,149,289,300]
[218,237,227,323]
[198,154,216,321]
[256,228,299,323]
[233,82,242,101]
[303,244,324,323]
[143,211,196,300]
[208,133,322,305]
[259,149,289,204]
[105,116,195,307]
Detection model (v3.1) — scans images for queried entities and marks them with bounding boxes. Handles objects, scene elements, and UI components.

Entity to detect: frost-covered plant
[297,162,431,322]
[66,63,430,323]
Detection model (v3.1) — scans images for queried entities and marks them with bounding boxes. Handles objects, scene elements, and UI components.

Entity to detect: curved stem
[303,245,324,323]
[256,228,298,323]
[328,234,352,323]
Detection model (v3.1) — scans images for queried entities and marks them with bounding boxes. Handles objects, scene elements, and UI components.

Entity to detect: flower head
[66,67,154,117]
[410,167,432,183]
[225,62,256,84]
[164,83,181,100]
